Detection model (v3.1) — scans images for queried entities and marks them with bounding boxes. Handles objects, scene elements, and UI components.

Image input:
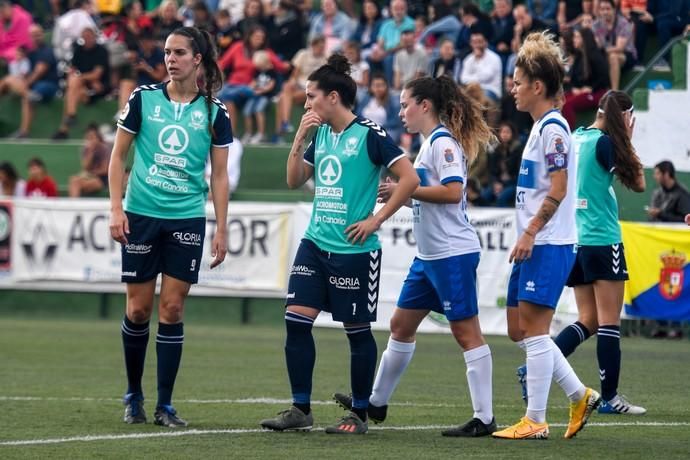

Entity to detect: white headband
[598,105,634,114]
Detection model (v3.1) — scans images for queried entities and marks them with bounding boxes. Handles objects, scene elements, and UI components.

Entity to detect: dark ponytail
[307,53,357,109]
[171,27,224,137]
[598,90,642,190]
[404,75,495,163]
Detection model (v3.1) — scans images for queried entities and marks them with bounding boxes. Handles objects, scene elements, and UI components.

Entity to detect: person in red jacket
[25,157,58,198]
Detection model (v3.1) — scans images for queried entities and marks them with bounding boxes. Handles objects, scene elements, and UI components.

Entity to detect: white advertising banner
[9,199,293,295]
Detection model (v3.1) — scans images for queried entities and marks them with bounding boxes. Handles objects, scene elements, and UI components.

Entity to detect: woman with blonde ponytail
[493,31,601,441]
[340,74,498,438]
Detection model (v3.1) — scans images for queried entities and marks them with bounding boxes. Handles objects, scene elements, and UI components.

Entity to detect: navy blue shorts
[286,239,381,323]
[121,211,206,284]
[566,243,629,286]
[398,253,480,321]
[507,244,576,309]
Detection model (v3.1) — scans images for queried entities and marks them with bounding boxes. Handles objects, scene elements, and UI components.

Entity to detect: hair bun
[327,53,351,75]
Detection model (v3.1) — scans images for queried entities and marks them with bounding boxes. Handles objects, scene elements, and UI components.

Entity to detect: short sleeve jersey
[413,126,480,260]
[516,109,577,245]
[303,117,405,254]
[573,127,621,245]
[118,83,233,219]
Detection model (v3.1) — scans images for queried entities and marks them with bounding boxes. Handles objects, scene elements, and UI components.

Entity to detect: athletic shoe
[332,392,388,424]
[441,417,497,437]
[324,411,368,434]
[123,393,146,424]
[249,133,264,145]
[280,121,295,134]
[564,387,601,439]
[240,132,252,144]
[260,406,313,432]
[598,394,647,415]
[153,405,188,427]
[492,416,549,439]
[517,364,528,405]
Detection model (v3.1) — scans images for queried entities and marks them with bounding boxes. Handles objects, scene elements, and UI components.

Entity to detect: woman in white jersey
[334,75,497,437]
[108,27,232,428]
[492,32,601,440]
[552,90,646,415]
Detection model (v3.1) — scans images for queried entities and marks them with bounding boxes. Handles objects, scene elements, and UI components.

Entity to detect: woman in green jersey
[108,26,233,428]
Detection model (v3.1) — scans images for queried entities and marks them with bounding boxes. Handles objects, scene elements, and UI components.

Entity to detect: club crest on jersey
[189,110,205,130]
[554,137,565,153]
[343,136,359,156]
[444,148,454,163]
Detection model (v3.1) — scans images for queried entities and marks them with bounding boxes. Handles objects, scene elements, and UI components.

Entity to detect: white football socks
[463,344,494,425]
[551,340,586,402]
[369,337,415,407]
[524,335,553,423]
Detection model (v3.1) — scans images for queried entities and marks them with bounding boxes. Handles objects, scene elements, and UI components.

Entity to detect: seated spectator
[369,0,414,82]
[511,4,550,53]
[500,75,533,140]
[592,0,637,90]
[486,121,523,206]
[350,0,382,59]
[0,24,59,139]
[418,0,459,47]
[343,40,369,104]
[650,0,690,67]
[461,30,502,102]
[101,12,142,98]
[214,9,235,55]
[393,26,428,90]
[620,1,653,66]
[356,72,403,144]
[205,137,244,198]
[52,28,111,140]
[308,0,355,55]
[0,162,26,197]
[491,0,516,62]
[0,0,34,67]
[274,35,327,138]
[217,25,289,125]
[466,177,491,207]
[430,38,461,82]
[9,46,30,78]
[191,1,216,32]
[235,0,270,39]
[562,27,610,129]
[527,0,558,27]
[117,27,166,119]
[414,14,436,50]
[25,157,58,198]
[266,0,305,61]
[459,3,494,56]
[152,0,184,44]
[51,0,98,62]
[242,51,278,144]
[68,124,111,197]
[648,160,690,222]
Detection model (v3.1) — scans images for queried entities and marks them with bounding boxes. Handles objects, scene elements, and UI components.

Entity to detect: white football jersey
[515,109,577,245]
[412,126,481,260]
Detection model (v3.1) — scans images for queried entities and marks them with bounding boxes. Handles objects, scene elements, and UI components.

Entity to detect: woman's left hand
[210,229,227,269]
[345,215,381,245]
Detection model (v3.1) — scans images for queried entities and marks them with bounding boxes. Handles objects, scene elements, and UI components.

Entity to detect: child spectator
[214,8,235,54]
[430,38,462,82]
[8,46,30,78]
[243,51,278,144]
[343,40,370,105]
[0,162,26,197]
[25,157,58,198]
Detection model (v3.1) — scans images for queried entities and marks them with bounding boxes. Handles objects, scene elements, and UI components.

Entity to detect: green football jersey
[573,127,621,245]
[303,117,405,254]
[118,83,233,219]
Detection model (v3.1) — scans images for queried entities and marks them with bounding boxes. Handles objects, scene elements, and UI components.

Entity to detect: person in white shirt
[492,31,600,441]
[336,75,497,438]
[460,31,503,102]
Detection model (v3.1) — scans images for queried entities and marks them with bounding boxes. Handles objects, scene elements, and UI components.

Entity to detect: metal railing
[623,31,690,94]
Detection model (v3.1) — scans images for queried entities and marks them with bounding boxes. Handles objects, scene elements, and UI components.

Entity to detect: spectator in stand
[500,75,533,141]
[0,24,58,139]
[152,0,184,44]
[418,0,457,46]
[393,26,428,91]
[491,0,516,65]
[308,0,355,55]
[356,72,403,144]
[592,0,637,90]
[218,0,245,25]
[0,162,26,197]
[118,27,166,117]
[650,0,690,67]
[235,0,270,40]
[343,40,370,104]
[466,177,491,206]
[511,4,550,53]
[214,9,235,55]
[101,10,144,102]
[370,0,414,83]
[25,157,58,198]
[0,0,34,67]
[266,0,305,61]
[558,0,583,31]
[562,27,610,129]
[487,121,523,206]
[68,124,111,197]
[205,137,244,198]
[647,160,690,222]
[52,27,111,140]
[619,1,653,66]
[51,0,98,62]
[461,30,503,102]
[274,35,327,138]
[191,1,216,32]
[350,0,382,59]
[458,3,495,57]
[125,0,154,34]
[242,51,278,144]
[8,46,30,78]
[430,38,462,82]
[217,25,289,125]
[527,0,558,27]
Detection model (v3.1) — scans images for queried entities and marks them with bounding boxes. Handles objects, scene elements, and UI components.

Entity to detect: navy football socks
[597,325,621,401]
[554,321,592,357]
[285,311,316,415]
[156,322,184,408]
[345,325,377,422]
[121,316,149,396]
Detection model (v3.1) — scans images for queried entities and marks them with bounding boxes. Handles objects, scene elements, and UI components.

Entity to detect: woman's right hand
[109,208,130,244]
[295,110,322,143]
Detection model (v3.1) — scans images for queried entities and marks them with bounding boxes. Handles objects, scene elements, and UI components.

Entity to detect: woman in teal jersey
[260,53,419,435]
[553,90,647,415]
[108,26,232,428]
